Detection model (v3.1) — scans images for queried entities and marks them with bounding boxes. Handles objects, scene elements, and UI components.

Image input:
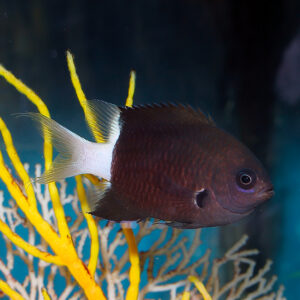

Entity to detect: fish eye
[236,169,256,189]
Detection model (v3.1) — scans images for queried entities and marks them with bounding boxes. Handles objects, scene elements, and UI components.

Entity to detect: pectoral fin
[164,221,201,229]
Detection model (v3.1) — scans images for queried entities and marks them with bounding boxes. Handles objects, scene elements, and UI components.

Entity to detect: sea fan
[0,52,285,300]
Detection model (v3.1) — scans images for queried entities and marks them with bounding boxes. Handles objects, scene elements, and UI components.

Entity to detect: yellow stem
[0,220,63,265]
[0,64,70,240]
[41,288,51,300]
[48,182,71,239]
[69,262,106,299]
[123,70,140,300]
[0,145,105,299]
[67,51,146,300]
[0,150,59,245]
[122,226,140,300]
[75,175,99,276]
[83,173,103,185]
[125,70,136,108]
[0,64,51,166]
[66,51,104,143]
[0,150,71,256]
[181,291,191,300]
[0,59,107,299]
[67,51,140,299]
[0,118,36,207]
[65,52,108,298]
[0,280,25,300]
[66,52,88,111]
[188,276,212,300]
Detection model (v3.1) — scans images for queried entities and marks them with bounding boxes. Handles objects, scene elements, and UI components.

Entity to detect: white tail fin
[24,113,90,184]
[21,100,121,184]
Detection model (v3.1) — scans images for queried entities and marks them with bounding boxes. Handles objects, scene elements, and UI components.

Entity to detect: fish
[25,100,274,229]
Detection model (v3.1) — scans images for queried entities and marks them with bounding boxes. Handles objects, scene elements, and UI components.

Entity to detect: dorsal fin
[119,103,215,128]
[84,100,121,143]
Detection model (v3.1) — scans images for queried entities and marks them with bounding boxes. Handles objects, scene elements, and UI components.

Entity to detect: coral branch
[66,50,141,299]
[66,51,104,143]
[122,227,140,300]
[125,70,136,107]
[0,118,36,207]
[0,64,51,164]
[0,69,106,299]
[47,182,71,240]
[0,63,70,241]
[0,153,106,299]
[84,173,103,185]
[0,151,59,245]
[0,53,285,300]
[0,280,25,300]
[188,276,212,300]
[123,69,141,300]
[75,175,99,276]
[41,288,51,300]
[0,220,63,265]
[181,291,190,300]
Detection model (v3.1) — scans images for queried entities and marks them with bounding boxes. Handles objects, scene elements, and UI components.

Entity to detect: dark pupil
[240,174,251,185]
[236,169,256,189]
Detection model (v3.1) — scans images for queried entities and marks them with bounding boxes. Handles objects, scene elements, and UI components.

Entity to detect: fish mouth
[216,185,274,215]
[257,186,274,201]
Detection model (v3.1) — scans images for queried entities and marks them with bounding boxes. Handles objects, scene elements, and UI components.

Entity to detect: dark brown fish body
[94,104,273,228]
[31,101,274,228]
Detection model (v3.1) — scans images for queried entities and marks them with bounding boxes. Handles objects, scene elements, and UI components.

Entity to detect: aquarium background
[0,0,299,299]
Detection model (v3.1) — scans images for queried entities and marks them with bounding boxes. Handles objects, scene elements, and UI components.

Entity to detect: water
[0,1,299,299]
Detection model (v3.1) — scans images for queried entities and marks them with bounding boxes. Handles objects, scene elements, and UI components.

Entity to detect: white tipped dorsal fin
[84,100,121,143]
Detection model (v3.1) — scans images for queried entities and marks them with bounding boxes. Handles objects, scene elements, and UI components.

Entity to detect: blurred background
[0,0,299,298]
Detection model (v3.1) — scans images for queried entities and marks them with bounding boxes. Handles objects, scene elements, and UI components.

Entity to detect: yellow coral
[0,52,211,300]
[188,276,212,300]
[41,288,51,300]
[0,53,135,300]
[66,51,140,299]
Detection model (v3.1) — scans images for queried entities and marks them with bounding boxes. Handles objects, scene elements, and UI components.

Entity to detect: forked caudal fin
[20,110,119,184]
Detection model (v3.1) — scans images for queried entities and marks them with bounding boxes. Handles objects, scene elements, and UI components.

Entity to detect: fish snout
[257,185,274,202]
